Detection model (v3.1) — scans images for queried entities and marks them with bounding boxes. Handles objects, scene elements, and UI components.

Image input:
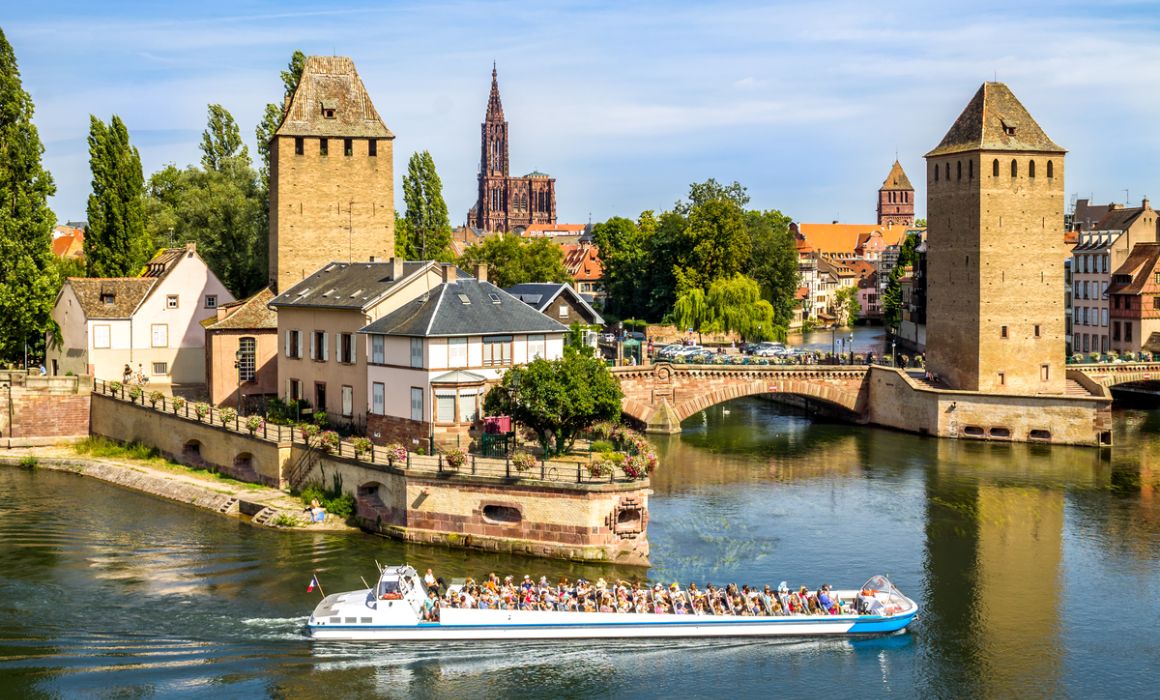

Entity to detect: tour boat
[305,565,919,641]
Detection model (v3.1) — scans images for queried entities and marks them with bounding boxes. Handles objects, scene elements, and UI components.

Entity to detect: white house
[359,272,568,448]
[48,243,234,386]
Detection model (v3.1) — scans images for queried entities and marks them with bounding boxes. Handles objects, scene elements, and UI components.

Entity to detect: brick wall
[1,375,92,444]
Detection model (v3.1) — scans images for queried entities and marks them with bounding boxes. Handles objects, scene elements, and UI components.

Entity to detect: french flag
[307,575,319,593]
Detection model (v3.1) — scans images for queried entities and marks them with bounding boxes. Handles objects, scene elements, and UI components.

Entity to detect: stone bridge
[612,364,869,433]
[1070,362,1160,388]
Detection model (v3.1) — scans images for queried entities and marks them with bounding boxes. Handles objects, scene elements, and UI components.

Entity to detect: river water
[2,400,1158,698]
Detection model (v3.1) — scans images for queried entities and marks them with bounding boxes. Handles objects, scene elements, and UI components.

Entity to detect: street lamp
[891,338,897,368]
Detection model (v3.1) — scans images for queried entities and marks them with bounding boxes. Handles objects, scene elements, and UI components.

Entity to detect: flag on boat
[307,575,319,593]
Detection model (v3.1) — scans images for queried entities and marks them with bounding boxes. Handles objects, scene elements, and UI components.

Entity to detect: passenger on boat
[423,591,439,621]
[424,569,438,594]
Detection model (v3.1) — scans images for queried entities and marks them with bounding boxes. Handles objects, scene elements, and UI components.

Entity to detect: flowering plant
[128,385,143,403]
[193,402,209,421]
[109,380,123,395]
[219,407,237,426]
[148,391,164,408]
[245,415,264,435]
[384,442,408,465]
[587,461,611,478]
[172,397,186,413]
[443,447,467,469]
[352,437,372,458]
[318,430,340,453]
[510,450,537,473]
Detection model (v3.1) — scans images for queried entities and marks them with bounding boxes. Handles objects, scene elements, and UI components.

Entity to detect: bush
[587,460,611,478]
[272,513,301,528]
[128,385,142,403]
[219,407,237,426]
[148,391,164,407]
[172,397,186,413]
[193,402,209,421]
[18,455,38,469]
[352,437,372,458]
[298,480,355,520]
[590,439,615,453]
[265,397,308,425]
[109,380,123,395]
[443,447,467,470]
[510,450,537,473]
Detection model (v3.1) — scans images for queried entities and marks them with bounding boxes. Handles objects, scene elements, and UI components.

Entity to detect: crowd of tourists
[418,570,887,622]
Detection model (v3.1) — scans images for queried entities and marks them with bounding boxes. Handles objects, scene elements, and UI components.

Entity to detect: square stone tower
[268,56,395,292]
[925,83,1066,394]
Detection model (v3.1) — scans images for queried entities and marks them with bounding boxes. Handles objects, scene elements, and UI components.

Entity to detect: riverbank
[0,445,358,532]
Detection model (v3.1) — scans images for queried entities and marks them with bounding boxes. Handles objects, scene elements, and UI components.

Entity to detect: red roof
[52,226,84,258]
[795,286,809,300]
[523,223,588,237]
[560,243,603,282]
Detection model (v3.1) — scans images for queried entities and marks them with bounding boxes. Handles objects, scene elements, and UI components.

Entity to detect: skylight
[458,294,471,305]
[488,293,502,304]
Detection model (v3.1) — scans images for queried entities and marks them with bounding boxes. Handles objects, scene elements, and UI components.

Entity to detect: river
[1,400,1158,698]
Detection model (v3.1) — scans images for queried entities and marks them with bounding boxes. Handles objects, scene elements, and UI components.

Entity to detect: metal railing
[91,378,640,486]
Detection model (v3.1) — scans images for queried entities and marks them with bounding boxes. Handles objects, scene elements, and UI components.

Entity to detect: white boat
[306,565,919,641]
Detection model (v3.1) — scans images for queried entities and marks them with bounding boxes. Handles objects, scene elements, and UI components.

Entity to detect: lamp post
[891,338,897,367]
[234,348,244,413]
[830,325,836,364]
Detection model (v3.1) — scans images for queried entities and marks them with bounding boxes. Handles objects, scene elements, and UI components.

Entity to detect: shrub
[590,439,615,453]
[352,437,372,459]
[443,447,467,470]
[18,455,38,469]
[193,402,209,421]
[272,513,301,528]
[109,380,123,396]
[219,407,237,426]
[318,430,340,453]
[148,391,164,408]
[298,422,320,445]
[298,481,354,520]
[589,421,616,440]
[510,450,537,473]
[587,460,611,478]
[128,385,142,403]
[172,397,186,413]
[245,415,264,435]
[384,442,408,465]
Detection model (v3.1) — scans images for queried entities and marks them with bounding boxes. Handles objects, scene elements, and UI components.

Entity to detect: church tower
[267,56,395,292]
[471,65,510,232]
[878,160,915,226]
[924,82,1066,394]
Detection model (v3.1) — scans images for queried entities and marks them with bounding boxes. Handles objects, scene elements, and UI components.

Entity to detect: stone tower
[466,66,557,233]
[925,82,1066,394]
[267,56,395,292]
[878,160,915,227]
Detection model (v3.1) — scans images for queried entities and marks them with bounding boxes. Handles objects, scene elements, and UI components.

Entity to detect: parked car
[656,343,684,360]
[753,342,786,357]
[673,345,705,359]
[627,331,646,341]
[600,332,616,343]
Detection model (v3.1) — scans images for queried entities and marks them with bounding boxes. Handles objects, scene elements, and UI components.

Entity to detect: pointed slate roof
[926,82,1064,157]
[880,160,913,191]
[275,56,394,139]
[486,64,505,122]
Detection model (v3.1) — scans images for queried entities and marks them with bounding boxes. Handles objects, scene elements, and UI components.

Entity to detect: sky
[6,0,1160,226]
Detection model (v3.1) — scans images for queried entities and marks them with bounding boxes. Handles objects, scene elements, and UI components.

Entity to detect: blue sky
[6,0,1160,225]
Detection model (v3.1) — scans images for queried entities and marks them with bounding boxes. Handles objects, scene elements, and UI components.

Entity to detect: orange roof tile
[797,222,907,256]
[560,244,603,281]
[523,223,588,237]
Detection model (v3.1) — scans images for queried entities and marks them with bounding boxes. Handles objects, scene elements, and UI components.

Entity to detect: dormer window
[1001,119,1018,136]
[320,99,337,119]
[100,293,115,305]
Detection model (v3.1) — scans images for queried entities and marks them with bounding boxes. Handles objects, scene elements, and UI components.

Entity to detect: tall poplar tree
[399,150,452,260]
[201,104,248,172]
[0,28,58,362]
[84,115,149,277]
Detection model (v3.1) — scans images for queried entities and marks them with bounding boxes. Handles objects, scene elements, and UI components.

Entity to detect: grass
[73,436,265,491]
[18,455,38,469]
[272,512,302,528]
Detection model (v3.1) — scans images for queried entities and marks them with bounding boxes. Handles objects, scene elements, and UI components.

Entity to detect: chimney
[390,257,404,280]
[441,263,457,283]
[474,263,488,283]
[1143,196,1151,211]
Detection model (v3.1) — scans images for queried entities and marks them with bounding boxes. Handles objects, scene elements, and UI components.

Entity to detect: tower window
[1000,325,1008,339]
[1046,160,1053,178]
[957,161,962,180]
[294,137,304,156]
[1034,324,1041,338]
[1029,160,1036,178]
[969,160,974,179]
[945,162,950,180]
[320,138,329,157]
[1011,159,1018,177]
[934,164,939,182]
[344,138,353,157]
[368,139,377,157]
[993,159,999,177]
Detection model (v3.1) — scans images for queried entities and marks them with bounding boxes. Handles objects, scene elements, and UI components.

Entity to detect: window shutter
[285,331,291,357]
[296,332,303,358]
[322,333,329,361]
[309,333,316,360]
[286,379,291,398]
[351,335,357,363]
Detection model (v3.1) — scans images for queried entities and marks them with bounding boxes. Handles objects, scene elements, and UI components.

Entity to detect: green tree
[834,286,860,327]
[675,197,751,291]
[0,28,58,362]
[399,150,452,260]
[744,209,798,326]
[915,218,927,228]
[591,215,650,320]
[256,50,305,191]
[200,104,249,172]
[457,235,568,288]
[882,233,921,330]
[669,287,710,343]
[706,274,778,341]
[673,178,750,215]
[483,347,622,455]
[85,115,149,277]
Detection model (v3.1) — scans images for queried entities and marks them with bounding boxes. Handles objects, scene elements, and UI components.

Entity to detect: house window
[338,333,355,364]
[1033,324,1041,338]
[286,329,302,358]
[152,362,168,376]
[1153,297,1160,311]
[294,137,304,156]
[151,323,168,348]
[1126,322,1133,343]
[288,378,302,401]
[1047,160,1054,178]
[528,334,546,360]
[204,295,217,309]
[1000,325,1008,339]
[238,337,256,381]
[1029,160,1036,178]
[992,159,999,177]
[1011,159,1018,177]
[558,305,569,319]
[435,390,455,423]
[1113,322,1121,342]
[166,295,178,309]
[341,385,353,418]
[1102,308,1109,327]
[368,139,377,157]
[93,324,111,349]
[410,387,423,422]
[482,336,513,366]
[100,293,115,305]
[1040,364,1049,382]
[1155,271,1160,285]
[319,138,328,156]
[459,389,479,423]
[410,337,424,368]
[315,382,327,412]
[372,382,385,415]
[448,337,467,367]
[344,138,353,157]
[371,335,385,364]
[311,331,328,361]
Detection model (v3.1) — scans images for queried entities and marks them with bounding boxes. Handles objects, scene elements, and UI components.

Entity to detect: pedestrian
[122,364,132,384]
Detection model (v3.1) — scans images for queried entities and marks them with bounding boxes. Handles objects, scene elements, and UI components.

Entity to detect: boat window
[379,579,401,598]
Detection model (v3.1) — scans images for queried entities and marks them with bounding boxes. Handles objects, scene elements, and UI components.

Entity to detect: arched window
[1047,160,1054,178]
[993,159,999,177]
[969,160,974,179]
[1011,159,1018,177]
[238,337,256,382]
[1029,160,1036,178]
[934,164,939,182]
[957,161,962,180]
[945,162,950,180]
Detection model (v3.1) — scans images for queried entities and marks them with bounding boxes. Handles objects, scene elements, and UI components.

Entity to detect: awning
[430,370,487,385]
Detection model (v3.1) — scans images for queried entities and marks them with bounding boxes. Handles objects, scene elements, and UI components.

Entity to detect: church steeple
[877,159,915,227]
[486,63,505,122]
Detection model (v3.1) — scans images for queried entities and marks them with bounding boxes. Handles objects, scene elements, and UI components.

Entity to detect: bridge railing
[91,378,638,486]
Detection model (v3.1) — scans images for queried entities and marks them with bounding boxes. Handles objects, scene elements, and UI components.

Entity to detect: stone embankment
[0,448,354,532]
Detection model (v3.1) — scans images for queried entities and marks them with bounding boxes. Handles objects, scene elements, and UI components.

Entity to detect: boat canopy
[861,575,907,607]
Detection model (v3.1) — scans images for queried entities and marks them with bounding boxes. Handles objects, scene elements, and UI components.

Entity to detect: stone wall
[0,374,91,447]
[89,393,291,486]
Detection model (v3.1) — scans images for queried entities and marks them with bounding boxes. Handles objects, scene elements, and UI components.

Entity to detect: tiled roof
[561,243,603,281]
[360,278,568,338]
[67,278,156,319]
[849,260,876,279]
[1093,206,1146,233]
[522,223,588,237]
[797,223,907,256]
[203,287,278,330]
[275,56,394,139]
[926,82,1064,157]
[880,160,913,191]
[269,260,436,310]
[795,286,809,300]
[52,227,84,258]
[504,282,604,324]
[1108,243,1160,296]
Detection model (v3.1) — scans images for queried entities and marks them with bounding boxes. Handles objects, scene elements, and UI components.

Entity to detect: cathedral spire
[486,63,505,122]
